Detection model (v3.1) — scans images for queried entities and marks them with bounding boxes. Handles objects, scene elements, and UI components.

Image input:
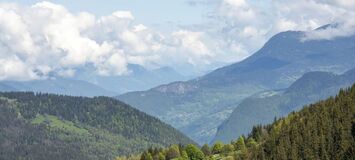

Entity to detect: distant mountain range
[0,78,116,97]
[0,64,190,97]
[213,68,355,143]
[118,26,355,144]
[0,92,194,160]
[74,64,191,94]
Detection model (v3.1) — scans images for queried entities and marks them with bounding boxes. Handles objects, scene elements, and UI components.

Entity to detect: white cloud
[0,0,354,80]
[219,0,257,23]
[198,0,355,61]
[319,0,355,9]
[172,30,211,56]
[0,8,38,57]
[96,52,128,76]
[112,11,134,20]
[0,57,38,81]
[0,1,217,80]
[133,24,147,32]
[0,2,134,80]
[57,69,76,78]
[302,20,355,41]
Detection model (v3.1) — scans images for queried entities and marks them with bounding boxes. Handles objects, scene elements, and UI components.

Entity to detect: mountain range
[74,64,191,94]
[213,68,355,143]
[118,26,355,144]
[0,78,116,97]
[0,25,354,145]
[0,64,189,97]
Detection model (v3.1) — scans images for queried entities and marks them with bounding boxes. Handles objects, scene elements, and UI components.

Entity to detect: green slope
[0,92,194,160]
[246,84,355,159]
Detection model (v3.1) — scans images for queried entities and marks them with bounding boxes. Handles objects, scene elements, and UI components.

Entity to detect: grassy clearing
[31,114,89,135]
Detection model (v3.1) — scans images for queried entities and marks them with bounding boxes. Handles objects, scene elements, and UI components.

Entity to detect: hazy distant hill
[213,68,355,143]
[75,64,190,94]
[118,27,355,144]
[0,64,189,97]
[0,92,194,160]
[0,78,116,97]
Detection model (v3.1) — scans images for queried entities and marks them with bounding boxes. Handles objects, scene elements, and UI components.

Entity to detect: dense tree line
[0,92,194,160]
[132,84,355,160]
[247,84,355,159]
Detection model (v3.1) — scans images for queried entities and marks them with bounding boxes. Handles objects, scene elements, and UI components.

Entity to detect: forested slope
[246,84,355,159]
[214,69,355,143]
[134,84,355,160]
[0,92,194,160]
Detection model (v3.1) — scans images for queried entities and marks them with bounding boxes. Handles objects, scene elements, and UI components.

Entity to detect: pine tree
[201,144,211,156]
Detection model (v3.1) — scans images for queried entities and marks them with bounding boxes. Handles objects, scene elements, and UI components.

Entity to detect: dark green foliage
[222,144,234,156]
[0,92,194,160]
[201,144,211,156]
[185,144,205,160]
[212,141,224,154]
[180,150,188,160]
[248,84,355,159]
[137,84,355,160]
[139,144,204,160]
[140,152,153,160]
[233,136,246,152]
[165,145,180,159]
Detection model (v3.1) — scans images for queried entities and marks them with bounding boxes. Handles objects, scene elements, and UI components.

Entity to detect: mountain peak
[315,23,339,30]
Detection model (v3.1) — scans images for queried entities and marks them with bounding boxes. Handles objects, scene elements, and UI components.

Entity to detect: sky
[0,0,354,80]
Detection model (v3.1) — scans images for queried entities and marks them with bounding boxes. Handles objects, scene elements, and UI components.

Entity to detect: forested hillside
[131,84,355,160]
[0,92,194,160]
[214,68,355,143]
[245,84,355,159]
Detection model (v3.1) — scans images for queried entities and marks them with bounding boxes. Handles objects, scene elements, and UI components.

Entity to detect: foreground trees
[137,84,355,160]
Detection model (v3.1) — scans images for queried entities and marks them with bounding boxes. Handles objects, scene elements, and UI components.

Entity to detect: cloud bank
[0,0,354,80]
[0,1,215,80]
[204,0,355,56]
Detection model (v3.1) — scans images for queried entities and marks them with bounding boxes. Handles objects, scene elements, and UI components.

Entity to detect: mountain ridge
[118,27,355,144]
[74,64,190,94]
[0,78,117,97]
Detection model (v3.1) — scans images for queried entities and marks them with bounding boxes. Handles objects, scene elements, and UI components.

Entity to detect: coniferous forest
[132,84,355,160]
[0,92,194,160]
